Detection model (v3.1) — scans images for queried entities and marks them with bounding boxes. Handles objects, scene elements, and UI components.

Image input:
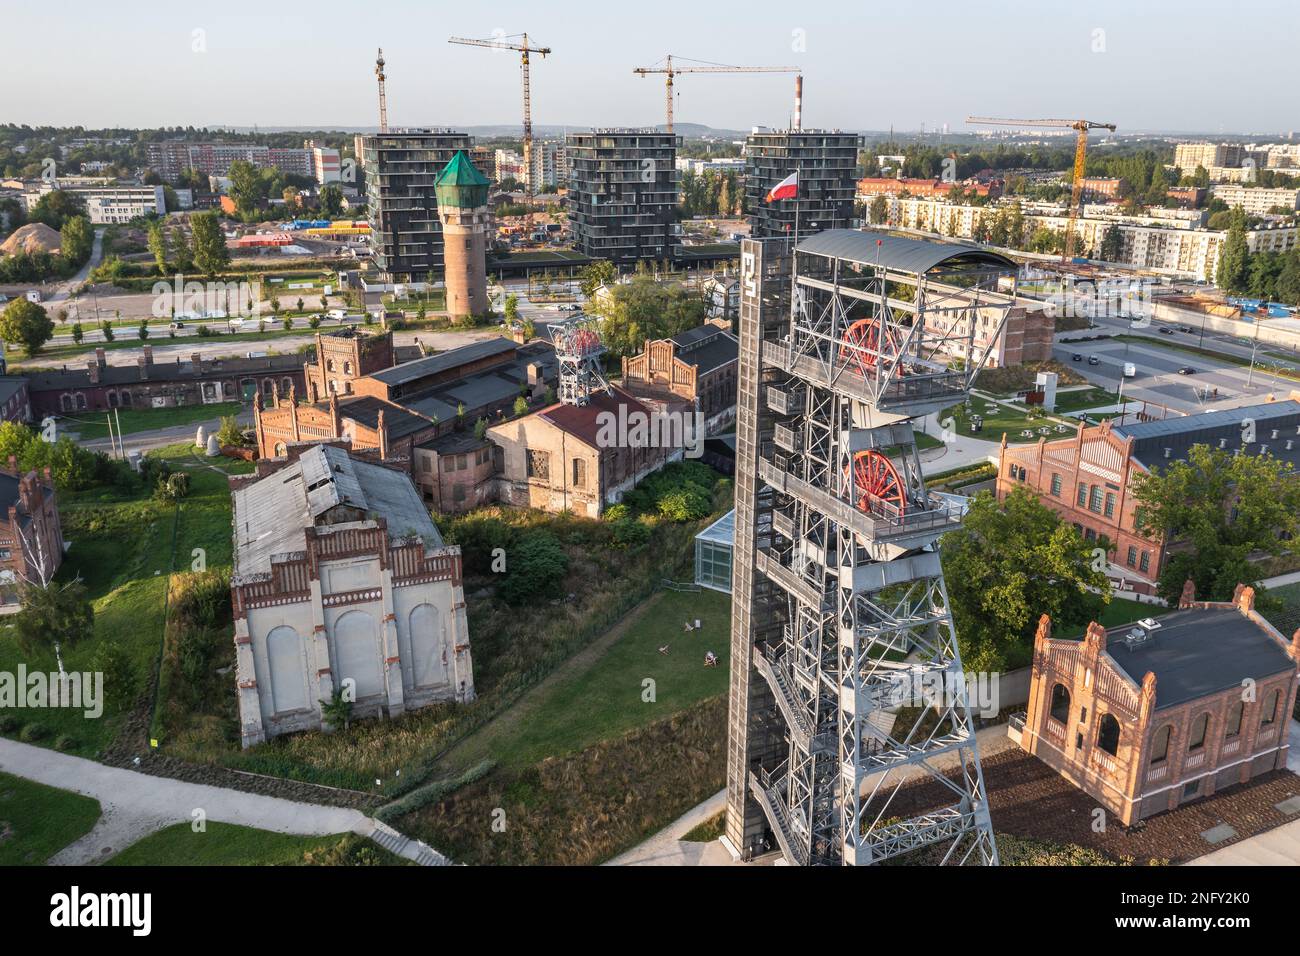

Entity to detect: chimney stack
[191,352,203,374]
[793,74,803,131]
[87,357,100,384]
[94,347,106,368]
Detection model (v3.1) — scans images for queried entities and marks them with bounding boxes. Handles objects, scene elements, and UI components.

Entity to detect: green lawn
[0,443,252,758]
[1055,596,1171,639]
[105,821,407,866]
[0,772,102,865]
[1052,386,1118,414]
[11,324,317,367]
[444,587,731,771]
[943,398,1074,444]
[65,402,244,440]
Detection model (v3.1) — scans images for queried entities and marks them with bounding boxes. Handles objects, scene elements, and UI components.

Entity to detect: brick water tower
[435,150,491,320]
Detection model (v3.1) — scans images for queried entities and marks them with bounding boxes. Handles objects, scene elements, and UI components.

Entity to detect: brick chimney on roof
[191,352,202,374]
[1234,584,1256,614]
[1178,578,1197,608]
[94,347,106,368]
[87,357,100,384]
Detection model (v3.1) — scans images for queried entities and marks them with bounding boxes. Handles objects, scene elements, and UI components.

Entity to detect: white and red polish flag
[765,171,798,203]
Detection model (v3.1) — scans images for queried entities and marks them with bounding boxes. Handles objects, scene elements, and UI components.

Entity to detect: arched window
[108,391,119,408]
[333,609,383,700]
[343,361,353,375]
[60,394,73,412]
[281,377,293,395]
[1097,713,1121,756]
[1049,683,1070,724]
[120,390,132,406]
[75,393,87,410]
[266,625,308,714]
[408,603,446,688]
[1262,689,1281,726]
[1188,712,1209,750]
[1225,701,1244,738]
[1150,724,1172,764]
[262,378,274,396]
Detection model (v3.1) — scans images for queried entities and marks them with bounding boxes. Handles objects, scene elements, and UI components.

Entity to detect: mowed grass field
[104,822,408,867]
[443,587,732,772]
[0,771,102,865]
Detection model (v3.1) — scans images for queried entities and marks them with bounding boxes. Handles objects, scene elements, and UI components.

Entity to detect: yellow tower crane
[449,34,551,198]
[966,116,1118,261]
[633,55,802,134]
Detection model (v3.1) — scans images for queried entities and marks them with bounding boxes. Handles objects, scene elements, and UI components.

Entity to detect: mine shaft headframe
[787,230,1020,412]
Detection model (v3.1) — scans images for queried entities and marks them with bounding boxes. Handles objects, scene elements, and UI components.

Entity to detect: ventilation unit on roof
[1288,439,1294,451]
[1163,447,1172,458]
[1272,429,1280,439]
[1137,618,1162,631]
[1260,444,1269,454]
[1219,438,1228,448]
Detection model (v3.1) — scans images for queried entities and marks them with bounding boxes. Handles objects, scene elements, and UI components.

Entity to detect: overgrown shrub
[498,530,569,606]
[19,722,47,742]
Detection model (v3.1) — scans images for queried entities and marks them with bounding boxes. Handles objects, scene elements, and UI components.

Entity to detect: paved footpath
[0,737,374,865]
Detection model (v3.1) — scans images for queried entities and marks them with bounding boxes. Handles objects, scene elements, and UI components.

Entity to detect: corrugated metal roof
[795,229,1016,274]
[369,338,516,386]
[1113,400,1300,442]
[232,446,441,580]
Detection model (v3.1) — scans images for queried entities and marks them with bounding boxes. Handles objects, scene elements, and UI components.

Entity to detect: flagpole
[793,164,802,249]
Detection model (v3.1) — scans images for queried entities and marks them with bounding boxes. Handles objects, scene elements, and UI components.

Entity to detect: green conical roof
[435,150,490,209]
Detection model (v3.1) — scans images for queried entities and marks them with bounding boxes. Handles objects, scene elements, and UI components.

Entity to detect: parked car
[1087,355,1101,366]
[1071,352,1083,362]
[1177,366,1195,375]
[1158,327,1175,334]
[1177,325,1193,333]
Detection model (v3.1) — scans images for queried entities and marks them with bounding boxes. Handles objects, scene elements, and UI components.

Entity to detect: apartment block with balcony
[744,128,862,239]
[361,129,472,285]
[565,129,680,264]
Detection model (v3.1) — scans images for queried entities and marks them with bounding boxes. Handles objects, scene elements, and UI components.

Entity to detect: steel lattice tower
[725,230,1018,866]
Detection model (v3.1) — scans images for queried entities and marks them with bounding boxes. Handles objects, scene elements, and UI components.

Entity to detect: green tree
[1099,224,1123,262]
[28,189,84,230]
[941,488,1110,671]
[578,259,617,301]
[59,215,93,267]
[504,293,519,323]
[71,321,84,344]
[137,319,149,340]
[1277,248,1300,306]
[227,159,269,216]
[473,417,488,440]
[319,184,343,218]
[100,319,114,342]
[13,581,94,656]
[0,298,55,357]
[869,195,888,225]
[147,219,168,274]
[217,415,243,446]
[1132,443,1300,603]
[190,212,230,276]
[1216,205,1250,293]
[512,395,528,417]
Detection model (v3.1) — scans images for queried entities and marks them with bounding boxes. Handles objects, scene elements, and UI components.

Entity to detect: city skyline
[6,0,1298,135]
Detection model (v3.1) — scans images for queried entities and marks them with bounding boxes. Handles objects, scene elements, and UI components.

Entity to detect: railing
[1090,749,1117,775]
[1146,763,1168,783]
[1044,718,1065,745]
[1184,750,1206,770]
[1222,738,1242,757]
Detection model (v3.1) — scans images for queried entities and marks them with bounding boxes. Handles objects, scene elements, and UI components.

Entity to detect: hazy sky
[6,0,1297,134]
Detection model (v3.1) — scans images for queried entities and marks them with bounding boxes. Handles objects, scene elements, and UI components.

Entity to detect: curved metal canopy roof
[795,229,1016,274]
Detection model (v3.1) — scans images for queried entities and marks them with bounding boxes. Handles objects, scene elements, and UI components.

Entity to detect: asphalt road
[1053,331,1299,416]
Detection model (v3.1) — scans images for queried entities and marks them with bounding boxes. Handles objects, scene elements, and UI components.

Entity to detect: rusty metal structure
[725,229,1017,865]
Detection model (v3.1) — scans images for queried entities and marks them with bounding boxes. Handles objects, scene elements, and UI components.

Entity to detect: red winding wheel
[839,317,900,377]
[849,450,907,517]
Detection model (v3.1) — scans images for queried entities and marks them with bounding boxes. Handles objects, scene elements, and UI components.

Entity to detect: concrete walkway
[0,737,373,864]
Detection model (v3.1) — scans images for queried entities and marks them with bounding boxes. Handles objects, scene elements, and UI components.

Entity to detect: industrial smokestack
[793,74,803,130]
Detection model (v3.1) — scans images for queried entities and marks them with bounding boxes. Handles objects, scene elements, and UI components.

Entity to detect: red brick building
[1078,177,1126,201]
[997,397,1300,595]
[25,347,306,417]
[1016,583,1300,826]
[620,320,739,433]
[304,328,396,400]
[0,464,64,608]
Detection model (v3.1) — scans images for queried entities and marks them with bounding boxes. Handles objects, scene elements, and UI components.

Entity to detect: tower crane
[448,34,551,197]
[374,49,389,134]
[633,55,801,134]
[966,116,1117,261]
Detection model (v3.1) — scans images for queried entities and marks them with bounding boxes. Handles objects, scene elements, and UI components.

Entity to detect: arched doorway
[408,603,447,688]
[266,625,308,713]
[333,609,383,700]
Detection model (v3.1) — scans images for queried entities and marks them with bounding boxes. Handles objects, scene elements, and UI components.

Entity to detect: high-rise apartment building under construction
[725,229,1014,865]
[744,128,862,238]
